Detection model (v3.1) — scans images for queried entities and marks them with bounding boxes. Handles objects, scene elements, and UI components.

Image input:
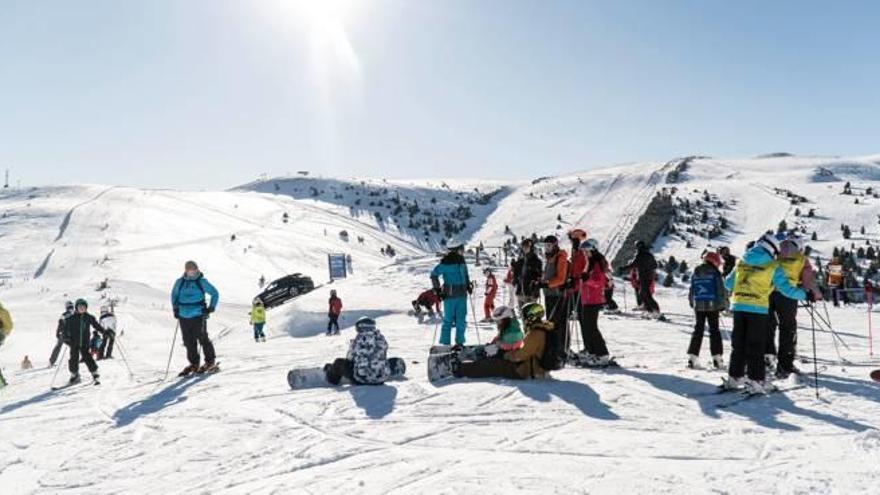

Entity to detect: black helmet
[75,298,88,310]
[543,235,558,245]
[635,240,646,250]
[355,317,376,332]
[521,302,545,323]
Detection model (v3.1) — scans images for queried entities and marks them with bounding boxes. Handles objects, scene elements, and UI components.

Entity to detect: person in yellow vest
[0,301,13,387]
[249,299,266,343]
[826,258,845,307]
[722,233,809,394]
[766,234,822,378]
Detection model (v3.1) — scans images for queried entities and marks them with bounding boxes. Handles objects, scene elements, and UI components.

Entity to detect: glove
[580,272,589,282]
[563,279,575,290]
[484,344,500,357]
[173,307,180,320]
[805,291,816,304]
[537,281,549,289]
[433,288,444,301]
[467,282,475,295]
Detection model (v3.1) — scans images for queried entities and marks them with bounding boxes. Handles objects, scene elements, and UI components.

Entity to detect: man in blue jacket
[172,260,220,376]
[722,233,808,394]
[431,243,473,348]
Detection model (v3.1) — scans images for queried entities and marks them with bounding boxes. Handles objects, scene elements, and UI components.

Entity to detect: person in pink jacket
[575,239,613,366]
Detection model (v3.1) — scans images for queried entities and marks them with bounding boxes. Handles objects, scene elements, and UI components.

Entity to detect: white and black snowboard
[287,358,406,389]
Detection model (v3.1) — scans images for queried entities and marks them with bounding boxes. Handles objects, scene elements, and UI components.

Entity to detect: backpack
[691,273,719,302]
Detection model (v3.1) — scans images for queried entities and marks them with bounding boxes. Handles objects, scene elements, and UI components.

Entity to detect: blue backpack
[691,273,718,302]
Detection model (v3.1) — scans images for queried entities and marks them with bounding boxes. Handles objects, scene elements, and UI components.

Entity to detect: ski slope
[2,156,880,494]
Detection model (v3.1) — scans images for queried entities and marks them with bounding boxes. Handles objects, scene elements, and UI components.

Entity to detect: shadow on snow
[112,376,210,427]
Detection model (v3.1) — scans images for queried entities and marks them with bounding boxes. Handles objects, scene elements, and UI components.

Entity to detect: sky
[1,0,879,190]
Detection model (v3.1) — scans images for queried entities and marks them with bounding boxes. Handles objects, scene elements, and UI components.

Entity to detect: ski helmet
[75,298,88,310]
[756,232,784,257]
[568,229,587,242]
[65,300,74,311]
[784,234,805,253]
[253,298,263,306]
[635,240,646,250]
[703,252,722,268]
[355,316,376,332]
[580,238,599,251]
[543,235,558,245]
[330,289,337,296]
[100,305,110,315]
[521,302,545,323]
[184,260,199,271]
[491,305,515,322]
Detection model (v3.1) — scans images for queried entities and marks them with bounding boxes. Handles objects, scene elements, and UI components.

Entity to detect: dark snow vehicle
[256,273,316,309]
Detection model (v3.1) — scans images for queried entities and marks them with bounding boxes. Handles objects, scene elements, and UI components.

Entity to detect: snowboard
[568,352,620,369]
[428,344,488,361]
[870,369,880,383]
[427,352,458,382]
[287,358,406,389]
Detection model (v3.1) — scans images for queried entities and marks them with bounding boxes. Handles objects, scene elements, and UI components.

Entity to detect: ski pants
[68,343,98,376]
[639,276,659,312]
[543,293,570,368]
[50,337,64,365]
[455,357,522,380]
[440,296,467,346]
[253,323,265,340]
[99,331,115,359]
[327,315,339,334]
[484,295,495,320]
[688,310,722,357]
[180,317,216,367]
[604,288,619,311]
[767,292,798,372]
[578,303,609,357]
[728,311,769,382]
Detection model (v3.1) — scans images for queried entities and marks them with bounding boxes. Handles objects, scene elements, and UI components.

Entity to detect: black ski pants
[99,331,115,359]
[180,317,216,367]
[327,315,340,333]
[728,311,769,382]
[767,292,799,372]
[68,343,98,376]
[455,357,523,380]
[688,310,722,357]
[578,303,609,357]
[543,293,570,368]
[639,276,659,312]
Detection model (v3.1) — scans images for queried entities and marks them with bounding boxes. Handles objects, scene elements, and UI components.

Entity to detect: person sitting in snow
[453,302,554,380]
[323,317,402,385]
[490,305,524,352]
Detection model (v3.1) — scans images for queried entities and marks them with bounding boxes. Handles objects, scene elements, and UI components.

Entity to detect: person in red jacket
[483,268,498,321]
[576,239,613,366]
[327,290,343,335]
[567,229,588,296]
[412,289,442,316]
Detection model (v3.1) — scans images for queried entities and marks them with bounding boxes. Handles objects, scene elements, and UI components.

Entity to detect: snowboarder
[0,301,12,387]
[489,305,525,352]
[482,268,498,321]
[431,242,472,348]
[50,301,74,366]
[327,290,343,335]
[452,302,555,380]
[722,233,809,394]
[412,289,441,317]
[718,246,737,278]
[575,239,613,366]
[537,235,569,370]
[687,252,727,370]
[250,299,266,342]
[624,240,660,314]
[63,299,104,385]
[767,234,821,378]
[98,305,116,359]
[511,238,542,309]
[171,260,220,376]
[323,317,402,385]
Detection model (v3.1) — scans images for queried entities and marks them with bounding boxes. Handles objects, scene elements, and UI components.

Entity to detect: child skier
[722,233,808,394]
[687,252,727,370]
[483,268,498,321]
[63,299,105,385]
[327,290,343,335]
[50,301,74,366]
[412,289,441,317]
[250,299,266,342]
[98,305,116,359]
[489,305,525,352]
[324,317,402,385]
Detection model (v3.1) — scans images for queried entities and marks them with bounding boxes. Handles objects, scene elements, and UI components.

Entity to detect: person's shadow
[516,379,620,420]
[348,384,398,419]
[113,376,209,427]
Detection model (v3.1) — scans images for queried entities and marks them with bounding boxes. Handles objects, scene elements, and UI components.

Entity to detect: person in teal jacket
[722,233,808,393]
[171,260,220,375]
[431,243,473,347]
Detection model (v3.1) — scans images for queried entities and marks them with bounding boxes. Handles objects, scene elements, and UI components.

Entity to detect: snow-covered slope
[1,156,880,494]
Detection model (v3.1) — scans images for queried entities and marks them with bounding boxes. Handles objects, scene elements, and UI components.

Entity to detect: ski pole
[162,322,179,381]
[50,346,68,389]
[622,278,628,312]
[114,338,135,380]
[468,292,482,344]
[809,302,820,399]
[868,299,874,357]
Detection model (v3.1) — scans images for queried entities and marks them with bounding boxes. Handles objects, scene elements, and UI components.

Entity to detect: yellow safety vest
[778,254,806,287]
[731,261,777,309]
[250,305,266,325]
[0,303,12,338]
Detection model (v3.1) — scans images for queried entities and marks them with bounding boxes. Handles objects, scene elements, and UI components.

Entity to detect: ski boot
[764,354,778,374]
[687,354,702,370]
[0,369,7,388]
[91,372,101,385]
[260,336,266,343]
[198,362,220,374]
[719,375,744,391]
[178,364,198,377]
[69,373,82,385]
[711,355,725,370]
[744,379,777,396]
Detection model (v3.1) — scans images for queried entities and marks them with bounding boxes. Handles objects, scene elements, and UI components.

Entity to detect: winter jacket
[0,302,12,346]
[568,249,587,295]
[249,305,266,325]
[512,252,542,298]
[778,254,821,300]
[505,320,554,379]
[63,312,105,348]
[346,326,390,385]
[627,246,658,279]
[721,253,737,277]
[484,274,498,298]
[579,256,609,306]
[542,248,569,297]
[171,272,219,319]
[724,246,806,314]
[688,262,727,312]
[56,310,73,339]
[99,314,117,334]
[329,297,343,317]
[493,318,525,351]
[431,252,471,299]
[416,289,442,312]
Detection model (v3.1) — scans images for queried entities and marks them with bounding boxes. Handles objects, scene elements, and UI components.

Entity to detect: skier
[324,317,401,385]
[98,305,116,359]
[50,301,75,366]
[482,268,498,321]
[503,265,516,308]
[687,252,727,370]
[722,233,809,394]
[63,299,104,385]
[453,302,555,380]
[431,242,472,348]
[624,240,660,314]
[511,238,542,309]
[489,305,525,352]
[628,267,643,308]
[537,235,569,370]
[575,239,613,366]
[826,257,845,307]
[327,290,343,335]
[250,299,266,342]
[0,301,12,387]
[767,234,821,378]
[718,246,737,278]
[171,260,220,376]
[412,289,441,317]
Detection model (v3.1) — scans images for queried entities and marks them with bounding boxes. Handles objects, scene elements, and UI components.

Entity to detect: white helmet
[756,232,785,257]
[784,234,805,253]
[491,305,515,322]
[100,305,110,315]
